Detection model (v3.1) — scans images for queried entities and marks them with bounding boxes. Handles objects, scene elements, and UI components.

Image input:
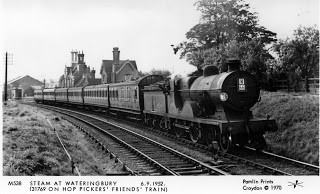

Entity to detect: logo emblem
[288,180,303,188]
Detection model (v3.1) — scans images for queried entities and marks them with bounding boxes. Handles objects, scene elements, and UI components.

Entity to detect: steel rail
[37,104,230,175]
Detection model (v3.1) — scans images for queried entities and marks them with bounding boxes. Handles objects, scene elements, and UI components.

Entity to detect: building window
[125,74,132,82]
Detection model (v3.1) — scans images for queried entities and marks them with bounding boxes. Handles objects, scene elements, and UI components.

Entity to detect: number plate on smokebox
[237,78,247,92]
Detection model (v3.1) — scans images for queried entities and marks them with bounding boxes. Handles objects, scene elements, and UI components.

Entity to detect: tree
[175,0,276,68]
[185,39,273,87]
[274,26,319,91]
[138,68,171,78]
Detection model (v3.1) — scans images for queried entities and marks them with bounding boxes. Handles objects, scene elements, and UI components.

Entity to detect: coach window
[124,87,127,101]
[120,88,122,100]
[134,87,138,102]
[124,87,126,101]
[111,89,114,99]
[116,89,118,99]
[130,88,133,102]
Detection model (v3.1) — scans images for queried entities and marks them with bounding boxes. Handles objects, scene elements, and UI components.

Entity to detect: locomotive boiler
[143,60,277,152]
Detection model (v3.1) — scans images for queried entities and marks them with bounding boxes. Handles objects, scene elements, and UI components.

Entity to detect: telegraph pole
[4,52,8,102]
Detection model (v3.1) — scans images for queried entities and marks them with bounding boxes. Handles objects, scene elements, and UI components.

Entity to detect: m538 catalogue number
[8,181,22,186]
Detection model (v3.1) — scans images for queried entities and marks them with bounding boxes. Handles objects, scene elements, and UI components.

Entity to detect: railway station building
[4,75,43,99]
[59,50,101,88]
[100,47,139,84]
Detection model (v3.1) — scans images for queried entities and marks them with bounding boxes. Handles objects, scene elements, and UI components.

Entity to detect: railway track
[33,103,230,176]
[96,110,319,176]
[25,102,319,175]
[233,146,319,175]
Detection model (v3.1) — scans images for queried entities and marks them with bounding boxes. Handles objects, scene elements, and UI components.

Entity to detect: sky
[0,0,319,83]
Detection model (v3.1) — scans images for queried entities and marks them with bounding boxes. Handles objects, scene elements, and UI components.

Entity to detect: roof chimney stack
[113,47,120,65]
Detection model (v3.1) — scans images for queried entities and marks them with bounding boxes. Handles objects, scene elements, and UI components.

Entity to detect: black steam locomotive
[34,60,277,152]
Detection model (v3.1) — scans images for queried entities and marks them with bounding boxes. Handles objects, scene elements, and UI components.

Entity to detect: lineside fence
[274,77,319,94]
[47,119,81,176]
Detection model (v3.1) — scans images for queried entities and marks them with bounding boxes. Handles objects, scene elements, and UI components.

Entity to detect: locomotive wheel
[174,126,184,138]
[152,118,158,128]
[159,119,168,132]
[218,133,233,153]
[189,123,201,143]
[145,116,152,126]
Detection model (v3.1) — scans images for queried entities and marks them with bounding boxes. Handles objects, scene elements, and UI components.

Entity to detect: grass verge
[252,91,319,165]
[3,102,125,176]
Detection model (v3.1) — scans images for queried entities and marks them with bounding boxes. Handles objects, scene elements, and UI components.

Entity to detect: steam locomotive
[34,60,277,152]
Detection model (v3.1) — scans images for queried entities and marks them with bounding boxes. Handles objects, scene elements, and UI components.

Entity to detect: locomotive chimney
[227,59,241,72]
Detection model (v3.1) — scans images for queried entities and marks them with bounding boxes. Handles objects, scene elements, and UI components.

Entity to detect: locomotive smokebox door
[237,78,247,92]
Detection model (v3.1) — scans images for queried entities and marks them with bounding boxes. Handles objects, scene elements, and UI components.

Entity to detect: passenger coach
[43,88,56,103]
[109,75,164,116]
[34,89,43,103]
[55,87,68,103]
[83,84,109,110]
[68,87,84,105]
